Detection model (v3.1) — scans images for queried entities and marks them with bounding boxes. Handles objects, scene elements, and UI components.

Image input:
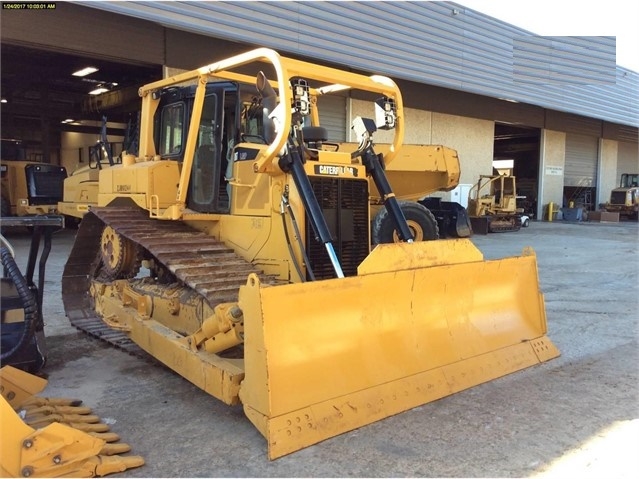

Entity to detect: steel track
[61,206,273,358]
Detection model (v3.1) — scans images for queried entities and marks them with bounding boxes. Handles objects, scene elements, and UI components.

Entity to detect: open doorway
[493,123,541,218]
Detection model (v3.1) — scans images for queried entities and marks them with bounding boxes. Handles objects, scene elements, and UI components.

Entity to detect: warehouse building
[1,1,637,220]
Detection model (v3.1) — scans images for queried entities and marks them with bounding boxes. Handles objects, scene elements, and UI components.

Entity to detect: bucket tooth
[100,443,132,455]
[1,366,144,477]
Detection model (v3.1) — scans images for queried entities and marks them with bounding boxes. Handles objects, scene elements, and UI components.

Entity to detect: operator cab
[154,82,266,214]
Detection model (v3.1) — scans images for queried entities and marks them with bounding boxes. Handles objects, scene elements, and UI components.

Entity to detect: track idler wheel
[100,226,140,279]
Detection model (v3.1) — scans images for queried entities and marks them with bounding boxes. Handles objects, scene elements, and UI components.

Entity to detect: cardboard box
[588,211,619,222]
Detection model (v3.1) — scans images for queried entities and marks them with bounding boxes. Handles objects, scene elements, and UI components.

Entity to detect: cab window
[159,103,185,156]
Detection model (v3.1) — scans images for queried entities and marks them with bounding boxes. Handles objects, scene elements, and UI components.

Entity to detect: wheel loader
[61,48,559,460]
[1,139,67,220]
[604,173,639,220]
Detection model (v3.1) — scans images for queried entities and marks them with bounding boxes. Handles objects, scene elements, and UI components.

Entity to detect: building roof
[81,0,639,128]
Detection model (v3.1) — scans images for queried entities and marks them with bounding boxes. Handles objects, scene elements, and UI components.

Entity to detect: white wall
[598,139,618,206]
[60,131,123,174]
[349,99,493,201]
[538,130,566,219]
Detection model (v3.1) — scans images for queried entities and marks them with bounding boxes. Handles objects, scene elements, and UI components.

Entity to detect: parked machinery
[1,139,67,219]
[61,48,559,459]
[467,173,525,233]
[57,116,132,225]
[59,94,467,240]
[604,173,639,220]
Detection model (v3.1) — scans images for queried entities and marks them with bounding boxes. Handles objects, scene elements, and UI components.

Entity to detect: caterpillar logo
[314,165,358,177]
[117,184,132,192]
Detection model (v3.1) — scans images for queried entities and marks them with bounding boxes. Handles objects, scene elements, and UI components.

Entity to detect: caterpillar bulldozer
[603,173,639,220]
[1,139,67,220]
[62,48,559,459]
[467,173,525,233]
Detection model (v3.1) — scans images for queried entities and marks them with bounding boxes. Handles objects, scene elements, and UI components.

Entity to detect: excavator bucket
[238,239,559,459]
[0,366,144,477]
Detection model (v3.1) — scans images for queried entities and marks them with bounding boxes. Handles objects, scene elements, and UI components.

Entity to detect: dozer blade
[238,239,559,459]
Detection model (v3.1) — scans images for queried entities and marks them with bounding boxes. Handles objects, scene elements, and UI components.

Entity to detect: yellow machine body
[62,48,559,460]
[0,159,67,217]
[468,174,521,217]
[0,366,144,477]
[57,165,100,220]
[468,174,524,233]
[238,241,558,458]
[604,173,639,219]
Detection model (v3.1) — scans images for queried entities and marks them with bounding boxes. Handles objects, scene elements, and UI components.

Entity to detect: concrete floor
[2,219,638,477]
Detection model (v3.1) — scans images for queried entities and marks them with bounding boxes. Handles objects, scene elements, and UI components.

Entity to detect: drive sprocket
[100,225,140,279]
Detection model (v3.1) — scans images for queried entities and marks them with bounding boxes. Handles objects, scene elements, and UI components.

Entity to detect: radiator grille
[610,191,627,205]
[306,177,369,280]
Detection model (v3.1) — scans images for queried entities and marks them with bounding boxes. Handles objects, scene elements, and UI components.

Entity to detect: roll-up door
[316,95,347,142]
[564,133,599,187]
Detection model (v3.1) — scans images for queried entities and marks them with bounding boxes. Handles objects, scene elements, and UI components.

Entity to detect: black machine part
[372,201,439,245]
[351,116,414,243]
[0,215,64,372]
[418,198,473,238]
[1,247,39,367]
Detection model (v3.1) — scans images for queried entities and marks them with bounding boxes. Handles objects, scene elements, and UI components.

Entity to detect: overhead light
[0,98,7,103]
[73,67,98,77]
[61,119,74,123]
[89,87,109,95]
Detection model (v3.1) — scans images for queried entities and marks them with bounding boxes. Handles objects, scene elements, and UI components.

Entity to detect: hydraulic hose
[1,246,38,362]
[362,148,414,242]
[280,195,307,282]
[281,192,316,282]
[282,143,344,279]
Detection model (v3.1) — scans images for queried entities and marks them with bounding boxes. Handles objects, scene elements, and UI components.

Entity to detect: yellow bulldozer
[58,116,134,225]
[61,48,559,460]
[467,173,526,233]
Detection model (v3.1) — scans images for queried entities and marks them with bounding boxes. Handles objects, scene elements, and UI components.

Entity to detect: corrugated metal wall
[78,0,638,128]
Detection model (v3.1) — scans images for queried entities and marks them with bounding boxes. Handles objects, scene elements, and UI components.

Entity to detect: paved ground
[2,219,638,477]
